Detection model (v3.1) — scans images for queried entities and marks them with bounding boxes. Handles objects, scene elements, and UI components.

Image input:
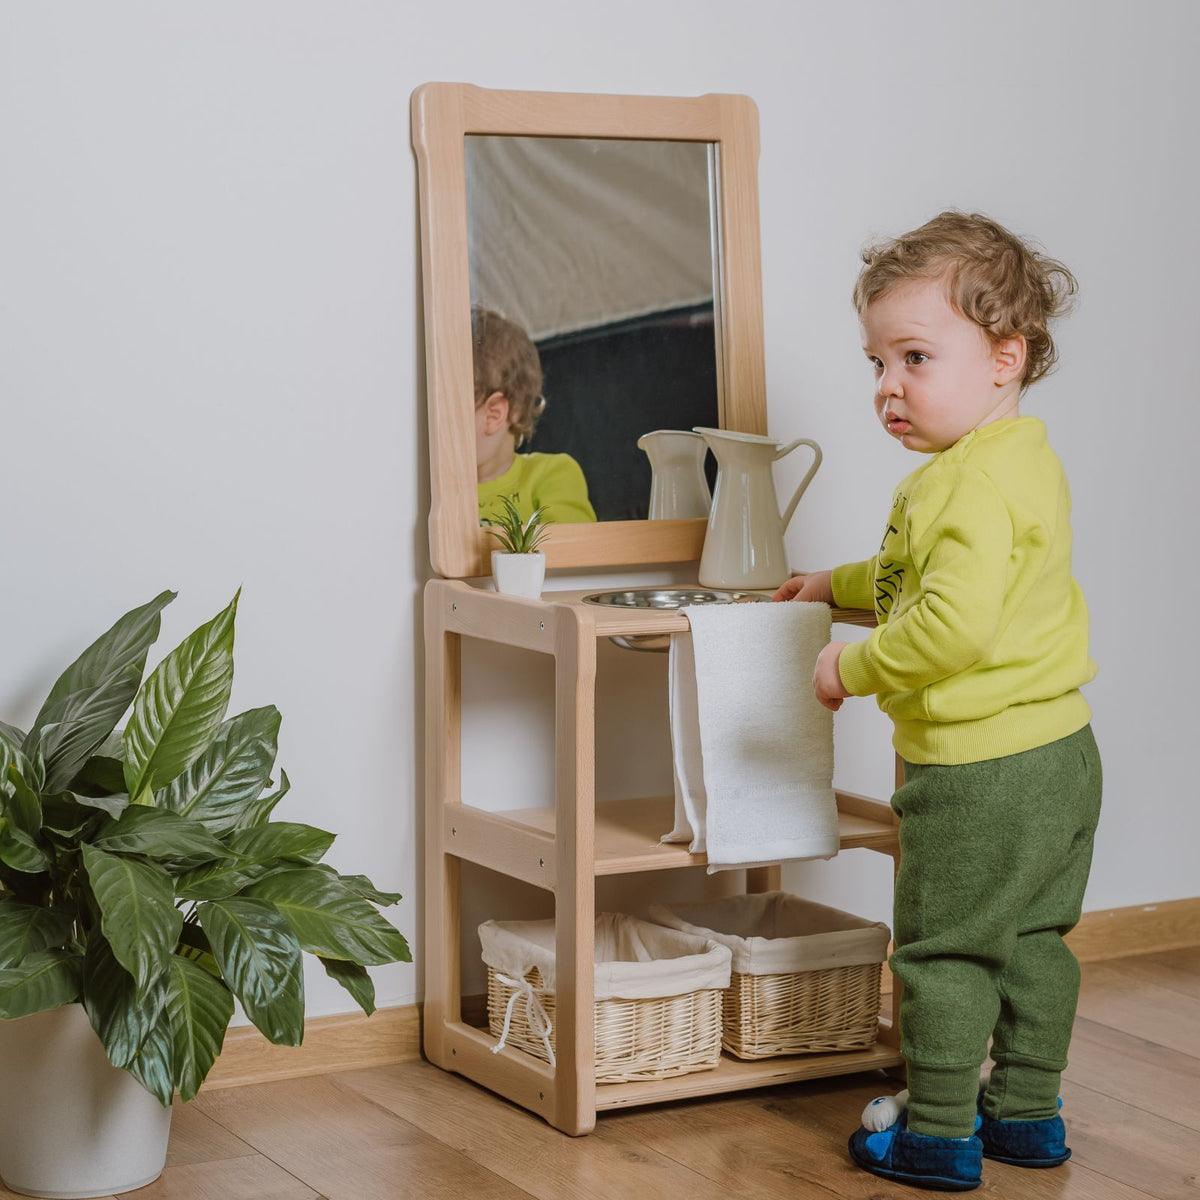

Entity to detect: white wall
[2,1,1196,1018]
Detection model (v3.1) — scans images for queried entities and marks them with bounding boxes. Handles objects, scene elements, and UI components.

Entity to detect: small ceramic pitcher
[693,427,822,590]
[636,429,712,519]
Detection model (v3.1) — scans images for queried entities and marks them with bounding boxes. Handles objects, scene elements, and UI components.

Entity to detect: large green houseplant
[0,590,411,1108]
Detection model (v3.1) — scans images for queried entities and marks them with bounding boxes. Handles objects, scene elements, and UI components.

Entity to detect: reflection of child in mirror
[472,306,596,525]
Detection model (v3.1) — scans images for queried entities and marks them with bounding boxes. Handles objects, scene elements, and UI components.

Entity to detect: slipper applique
[848,1113,983,1192]
[861,1089,909,1131]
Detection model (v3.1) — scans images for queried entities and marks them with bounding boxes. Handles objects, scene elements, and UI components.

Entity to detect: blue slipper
[848,1113,983,1191]
[977,1097,1071,1167]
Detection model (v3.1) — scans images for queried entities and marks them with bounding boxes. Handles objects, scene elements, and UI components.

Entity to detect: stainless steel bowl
[583,588,769,651]
[582,588,769,610]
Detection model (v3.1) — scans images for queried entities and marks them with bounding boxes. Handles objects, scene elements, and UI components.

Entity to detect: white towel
[662,601,839,872]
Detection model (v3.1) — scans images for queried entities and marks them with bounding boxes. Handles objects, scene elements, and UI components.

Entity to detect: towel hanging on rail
[662,601,839,872]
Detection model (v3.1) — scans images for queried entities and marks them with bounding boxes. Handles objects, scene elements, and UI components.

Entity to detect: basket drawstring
[492,972,556,1067]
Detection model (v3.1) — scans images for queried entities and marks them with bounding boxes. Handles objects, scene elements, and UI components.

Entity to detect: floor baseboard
[1065,895,1200,963]
[200,894,1200,1093]
[202,1004,421,1091]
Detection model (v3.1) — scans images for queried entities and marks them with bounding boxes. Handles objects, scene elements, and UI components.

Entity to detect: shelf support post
[424,581,463,1069]
[552,604,598,1135]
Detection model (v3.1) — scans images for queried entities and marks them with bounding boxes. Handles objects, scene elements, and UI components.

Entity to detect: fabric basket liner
[478,912,731,1001]
[647,892,890,976]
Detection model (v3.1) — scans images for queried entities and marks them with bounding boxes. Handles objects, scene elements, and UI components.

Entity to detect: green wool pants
[890,724,1102,1139]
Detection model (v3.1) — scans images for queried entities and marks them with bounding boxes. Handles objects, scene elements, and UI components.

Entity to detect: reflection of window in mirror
[465,136,721,523]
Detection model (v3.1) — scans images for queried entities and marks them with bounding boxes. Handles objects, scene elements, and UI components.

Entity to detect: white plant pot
[0,1003,172,1199]
[491,550,546,599]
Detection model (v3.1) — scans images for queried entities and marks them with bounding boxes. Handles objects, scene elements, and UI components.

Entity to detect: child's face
[860,277,1024,453]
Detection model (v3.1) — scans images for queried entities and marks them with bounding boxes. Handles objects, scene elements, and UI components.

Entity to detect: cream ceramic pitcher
[637,429,712,519]
[693,427,823,589]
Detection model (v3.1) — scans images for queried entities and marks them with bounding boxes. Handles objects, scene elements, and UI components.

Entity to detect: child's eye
[866,356,883,371]
[906,352,928,366]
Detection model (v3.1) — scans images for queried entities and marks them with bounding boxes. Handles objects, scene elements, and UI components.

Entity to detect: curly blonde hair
[853,211,1078,387]
[471,306,546,446]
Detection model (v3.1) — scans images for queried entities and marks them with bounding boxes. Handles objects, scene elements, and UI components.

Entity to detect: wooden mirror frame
[412,82,767,578]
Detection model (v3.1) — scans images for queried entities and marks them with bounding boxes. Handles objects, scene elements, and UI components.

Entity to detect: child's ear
[481,391,510,434]
[993,335,1026,386]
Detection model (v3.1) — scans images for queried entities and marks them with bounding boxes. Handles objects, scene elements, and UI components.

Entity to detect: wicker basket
[479,913,731,1083]
[648,893,890,1060]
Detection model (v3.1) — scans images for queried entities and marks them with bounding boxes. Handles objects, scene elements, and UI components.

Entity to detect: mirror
[412,83,767,578]
[466,136,720,522]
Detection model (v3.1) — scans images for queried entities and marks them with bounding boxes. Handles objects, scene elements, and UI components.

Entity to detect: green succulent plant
[482,493,552,555]
[0,591,410,1104]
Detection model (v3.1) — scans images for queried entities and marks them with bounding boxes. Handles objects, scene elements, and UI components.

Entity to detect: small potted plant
[483,493,552,599]
[0,591,410,1199]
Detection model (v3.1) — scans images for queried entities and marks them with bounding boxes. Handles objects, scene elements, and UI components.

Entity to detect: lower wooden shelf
[440,1015,902,1117]
[593,1040,905,1110]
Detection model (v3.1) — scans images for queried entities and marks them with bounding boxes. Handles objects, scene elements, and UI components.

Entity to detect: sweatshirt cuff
[831,560,875,611]
[838,638,885,697]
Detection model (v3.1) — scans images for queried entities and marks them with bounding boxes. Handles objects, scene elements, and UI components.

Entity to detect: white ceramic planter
[491,550,545,599]
[0,1004,172,1199]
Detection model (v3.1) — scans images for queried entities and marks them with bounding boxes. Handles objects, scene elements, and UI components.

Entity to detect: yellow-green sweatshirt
[478,452,597,525]
[831,417,1095,765]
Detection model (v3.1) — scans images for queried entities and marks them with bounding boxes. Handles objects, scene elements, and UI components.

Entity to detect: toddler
[472,306,596,525]
[775,211,1101,1191]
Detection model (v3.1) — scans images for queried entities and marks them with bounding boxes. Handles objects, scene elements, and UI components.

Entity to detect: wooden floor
[8,948,1198,1200]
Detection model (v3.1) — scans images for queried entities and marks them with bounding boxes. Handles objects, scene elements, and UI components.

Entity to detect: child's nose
[877,370,903,399]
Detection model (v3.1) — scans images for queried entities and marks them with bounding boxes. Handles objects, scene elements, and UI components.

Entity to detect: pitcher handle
[776,438,823,532]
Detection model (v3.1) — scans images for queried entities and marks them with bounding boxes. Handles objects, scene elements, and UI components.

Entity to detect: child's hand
[772,569,834,604]
[813,640,850,711]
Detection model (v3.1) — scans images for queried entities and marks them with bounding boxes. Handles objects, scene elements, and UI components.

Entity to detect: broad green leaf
[1,769,47,873]
[1,738,45,793]
[81,933,168,1069]
[173,858,280,902]
[97,728,125,755]
[92,806,231,866]
[40,793,99,839]
[0,948,82,1018]
[0,721,26,747]
[156,706,280,835]
[4,764,43,835]
[123,593,238,800]
[242,769,291,828]
[126,1007,175,1105]
[166,953,234,1101]
[70,754,127,797]
[27,592,176,793]
[198,898,303,1045]
[72,790,130,818]
[0,897,74,968]
[245,868,411,966]
[224,822,334,866]
[319,957,375,1016]
[175,923,223,980]
[323,870,402,908]
[82,845,182,997]
[0,822,48,874]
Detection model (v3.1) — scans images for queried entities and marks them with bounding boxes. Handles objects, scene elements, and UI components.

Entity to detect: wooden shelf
[541,588,880,635]
[444,792,897,888]
[425,577,902,1134]
[594,1042,905,1109]
[441,1019,903,1115]
[429,580,879,653]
